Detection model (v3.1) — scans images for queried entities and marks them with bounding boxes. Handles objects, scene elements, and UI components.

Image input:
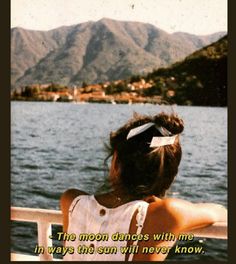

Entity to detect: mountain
[11,26,73,86]
[143,35,227,106]
[11,18,226,88]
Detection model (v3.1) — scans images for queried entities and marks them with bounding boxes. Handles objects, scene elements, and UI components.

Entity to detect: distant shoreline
[10,97,168,105]
[10,99,227,108]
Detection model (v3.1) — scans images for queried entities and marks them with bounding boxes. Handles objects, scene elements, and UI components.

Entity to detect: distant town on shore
[11,77,176,105]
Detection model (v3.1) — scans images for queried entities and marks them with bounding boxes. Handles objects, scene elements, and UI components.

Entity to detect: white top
[64,195,149,261]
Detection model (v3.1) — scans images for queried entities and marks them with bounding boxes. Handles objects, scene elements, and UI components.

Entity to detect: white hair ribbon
[126,122,177,147]
[149,135,177,148]
[126,122,155,140]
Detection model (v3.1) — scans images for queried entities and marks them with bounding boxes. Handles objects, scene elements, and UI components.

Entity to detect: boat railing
[11,206,227,261]
[11,207,62,261]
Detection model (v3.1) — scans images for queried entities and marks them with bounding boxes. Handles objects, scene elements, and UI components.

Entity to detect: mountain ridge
[11,18,226,88]
[143,35,227,106]
[11,35,227,106]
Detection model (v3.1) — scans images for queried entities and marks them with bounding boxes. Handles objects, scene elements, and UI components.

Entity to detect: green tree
[21,86,37,97]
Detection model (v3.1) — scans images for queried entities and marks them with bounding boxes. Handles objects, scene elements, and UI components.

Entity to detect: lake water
[11,101,227,261]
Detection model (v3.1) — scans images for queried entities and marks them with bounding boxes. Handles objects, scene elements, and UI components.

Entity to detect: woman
[60,112,227,261]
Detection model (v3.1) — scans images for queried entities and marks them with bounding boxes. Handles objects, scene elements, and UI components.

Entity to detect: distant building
[166,90,175,97]
[92,91,105,97]
[73,86,78,97]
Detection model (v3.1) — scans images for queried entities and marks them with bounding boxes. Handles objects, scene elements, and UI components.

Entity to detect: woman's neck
[94,188,137,208]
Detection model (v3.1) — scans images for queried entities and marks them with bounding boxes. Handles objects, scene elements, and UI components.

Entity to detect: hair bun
[153,112,184,135]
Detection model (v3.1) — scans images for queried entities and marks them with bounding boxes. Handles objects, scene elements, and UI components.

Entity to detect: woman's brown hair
[106,112,184,199]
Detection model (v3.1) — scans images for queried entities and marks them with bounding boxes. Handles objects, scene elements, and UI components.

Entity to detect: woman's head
[106,112,184,198]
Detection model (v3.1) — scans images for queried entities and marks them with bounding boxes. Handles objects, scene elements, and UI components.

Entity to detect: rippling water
[11,102,227,260]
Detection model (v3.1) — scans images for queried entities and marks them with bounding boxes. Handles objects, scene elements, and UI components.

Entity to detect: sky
[11,0,227,35]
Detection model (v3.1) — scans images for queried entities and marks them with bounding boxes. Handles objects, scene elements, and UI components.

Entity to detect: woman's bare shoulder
[150,197,196,212]
[60,189,88,232]
[147,197,224,233]
[151,197,200,219]
[60,188,88,211]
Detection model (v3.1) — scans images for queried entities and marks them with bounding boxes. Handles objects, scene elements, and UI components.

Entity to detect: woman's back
[61,192,189,261]
[61,191,227,261]
[63,194,149,261]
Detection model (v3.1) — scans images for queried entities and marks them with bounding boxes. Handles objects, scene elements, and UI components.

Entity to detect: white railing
[11,207,62,261]
[11,206,227,261]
